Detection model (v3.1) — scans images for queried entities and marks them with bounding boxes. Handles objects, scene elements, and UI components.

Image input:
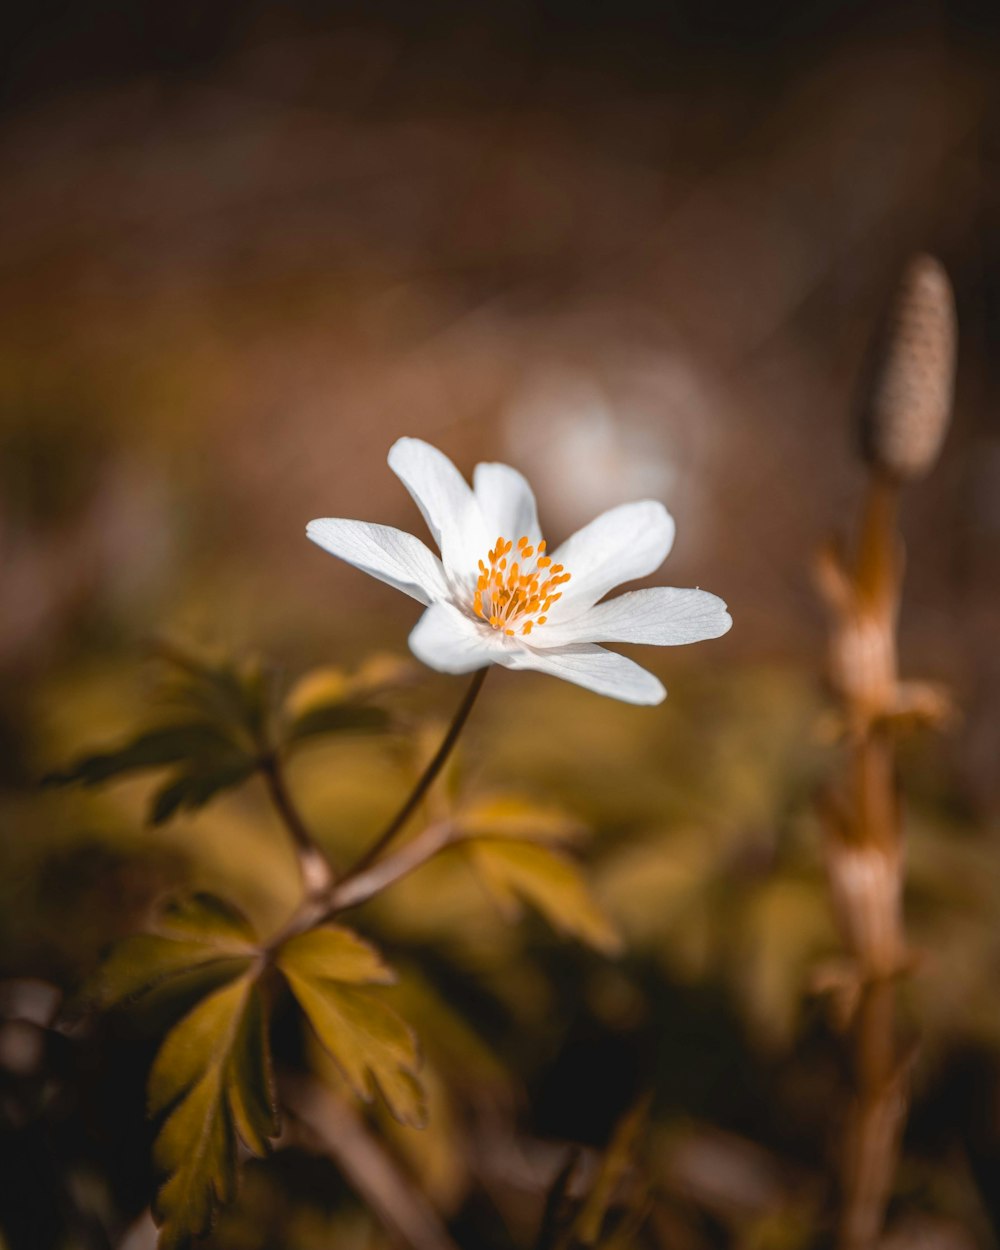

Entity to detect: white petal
[473,462,541,545]
[501,641,666,705]
[387,437,490,580]
[408,602,497,673]
[547,501,676,620]
[535,587,732,647]
[306,518,449,605]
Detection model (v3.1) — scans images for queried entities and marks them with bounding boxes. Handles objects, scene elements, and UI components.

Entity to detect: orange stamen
[472,532,570,638]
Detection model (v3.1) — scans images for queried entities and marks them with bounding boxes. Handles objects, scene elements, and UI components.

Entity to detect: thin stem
[265,821,461,953]
[344,667,488,878]
[824,463,908,1250]
[263,669,487,952]
[838,980,907,1250]
[329,820,457,913]
[855,471,900,610]
[259,752,335,897]
[281,1073,461,1250]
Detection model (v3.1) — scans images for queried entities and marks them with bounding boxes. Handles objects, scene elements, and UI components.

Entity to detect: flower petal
[535,587,732,647]
[408,602,497,673]
[388,437,490,580]
[547,501,676,619]
[306,518,449,605]
[473,462,541,546]
[501,641,666,705]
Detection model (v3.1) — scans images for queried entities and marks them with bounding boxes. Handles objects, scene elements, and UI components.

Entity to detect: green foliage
[149,973,277,1250]
[84,892,278,1248]
[281,654,409,744]
[45,721,257,825]
[277,925,426,1127]
[44,723,241,786]
[455,792,586,843]
[43,648,266,824]
[563,1099,650,1249]
[44,644,402,826]
[83,893,259,1010]
[154,646,272,747]
[469,839,622,956]
[84,894,431,1247]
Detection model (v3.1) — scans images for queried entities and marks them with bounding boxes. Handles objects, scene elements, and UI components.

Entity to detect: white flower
[306,438,731,705]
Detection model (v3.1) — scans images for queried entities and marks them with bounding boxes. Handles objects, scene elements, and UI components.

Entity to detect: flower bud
[859,254,957,481]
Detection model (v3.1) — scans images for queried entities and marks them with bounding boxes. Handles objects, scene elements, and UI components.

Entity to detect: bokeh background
[2,3,1000,1248]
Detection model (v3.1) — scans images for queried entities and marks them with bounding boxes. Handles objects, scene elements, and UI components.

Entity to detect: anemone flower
[307,438,730,704]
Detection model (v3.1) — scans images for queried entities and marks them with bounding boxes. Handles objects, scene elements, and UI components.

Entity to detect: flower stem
[343,666,488,878]
[259,751,335,898]
[329,820,457,913]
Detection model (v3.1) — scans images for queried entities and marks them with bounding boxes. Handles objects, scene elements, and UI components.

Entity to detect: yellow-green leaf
[43,645,265,825]
[470,841,622,956]
[277,925,397,986]
[282,657,402,745]
[569,1097,649,1247]
[456,793,585,844]
[150,974,277,1250]
[148,756,258,825]
[84,893,258,1010]
[155,644,270,744]
[158,893,258,946]
[277,927,425,1127]
[284,665,350,717]
[43,723,242,787]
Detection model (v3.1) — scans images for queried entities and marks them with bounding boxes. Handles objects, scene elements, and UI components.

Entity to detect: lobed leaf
[149,755,258,825]
[44,694,259,826]
[282,660,399,746]
[43,723,241,788]
[157,893,259,945]
[277,925,397,986]
[285,702,390,746]
[277,925,425,1127]
[455,792,586,844]
[84,893,259,1010]
[149,973,277,1250]
[469,841,622,956]
[155,645,271,745]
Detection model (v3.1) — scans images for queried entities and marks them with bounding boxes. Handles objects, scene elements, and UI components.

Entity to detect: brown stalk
[258,750,336,898]
[345,666,488,877]
[264,667,489,950]
[818,473,909,1250]
[816,255,956,1249]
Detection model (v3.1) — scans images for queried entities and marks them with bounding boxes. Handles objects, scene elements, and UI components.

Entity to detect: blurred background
[2,2,1000,1247]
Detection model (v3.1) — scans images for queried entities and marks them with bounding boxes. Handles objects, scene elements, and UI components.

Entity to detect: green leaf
[149,973,277,1250]
[43,723,241,787]
[282,662,395,746]
[569,1098,649,1247]
[158,893,259,945]
[469,841,622,956]
[456,792,586,843]
[286,702,390,745]
[43,690,259,826]
[149,755,258,825]
[155,644,271,744]
[277,925,425,1127]
[84,893,258,1010]
[277,925,397,985]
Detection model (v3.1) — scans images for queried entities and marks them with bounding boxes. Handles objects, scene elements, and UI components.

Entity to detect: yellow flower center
[473,535,572,637]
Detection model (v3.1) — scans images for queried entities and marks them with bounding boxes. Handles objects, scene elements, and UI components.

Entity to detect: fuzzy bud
[859,254,957,481]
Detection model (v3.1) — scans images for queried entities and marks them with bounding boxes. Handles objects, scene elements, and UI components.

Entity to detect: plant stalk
[259,752,335,898]
[821,469,908,1250]
[343,666,488,878]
